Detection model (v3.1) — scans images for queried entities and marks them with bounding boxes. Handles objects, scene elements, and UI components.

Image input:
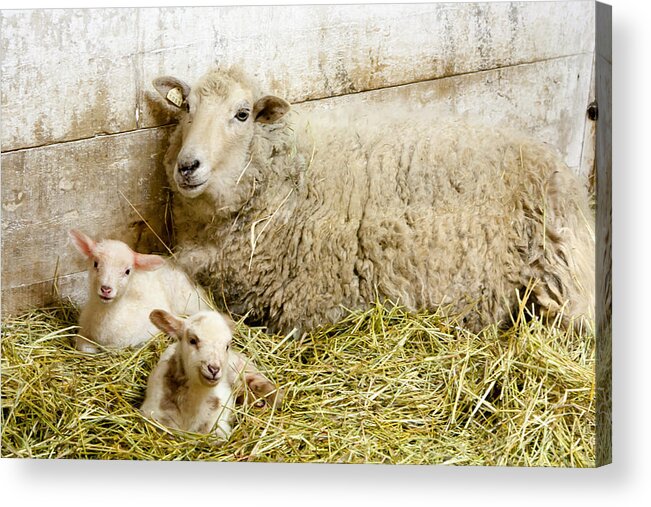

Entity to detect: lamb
[152,66,595,334]
[69,229,211,353]
[140,309,282,436]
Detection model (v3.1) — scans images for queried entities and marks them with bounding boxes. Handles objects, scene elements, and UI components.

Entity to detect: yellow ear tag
[166,87,184,108]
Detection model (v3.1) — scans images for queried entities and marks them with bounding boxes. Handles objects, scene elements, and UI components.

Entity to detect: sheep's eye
[235,110,249,122]
[93,261,98,269]
[125,268,131,276]
[189,336,199,346]
[226,343,230,351]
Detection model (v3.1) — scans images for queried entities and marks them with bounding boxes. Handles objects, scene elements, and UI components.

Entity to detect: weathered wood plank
[2,2,595,151]
[1,273,87,317]
[138,1,596,108]
[1,9,140,151]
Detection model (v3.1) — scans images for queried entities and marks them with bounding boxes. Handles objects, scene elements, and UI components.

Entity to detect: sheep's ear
[69,229,96,259]
[133,252,166,271]
[150,309,184,338]
[152,76,191,110]
[253,95,290,124]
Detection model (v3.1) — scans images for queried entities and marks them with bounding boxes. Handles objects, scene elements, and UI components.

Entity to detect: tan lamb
[140,309,282,437]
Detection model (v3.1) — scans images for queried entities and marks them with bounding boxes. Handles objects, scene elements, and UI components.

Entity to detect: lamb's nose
[178,159,200,177]
[100,286,112,296]
[207,364,220,377]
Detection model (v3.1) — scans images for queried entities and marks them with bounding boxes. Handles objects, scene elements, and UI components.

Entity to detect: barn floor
[1,300,595,466]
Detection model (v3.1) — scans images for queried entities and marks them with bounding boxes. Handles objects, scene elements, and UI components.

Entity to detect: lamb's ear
[152,76,191,110]
[133,252,166,271]
[69,229,96,259]
[150,309,184,338]
[253,95,290,124]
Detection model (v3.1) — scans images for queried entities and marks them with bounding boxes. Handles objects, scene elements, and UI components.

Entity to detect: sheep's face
[69,230,165,304]
[153,70,290,199]
[150,310,234,387]
[176,85,256,198]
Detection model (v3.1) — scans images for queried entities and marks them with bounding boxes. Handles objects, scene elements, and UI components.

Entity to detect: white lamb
[69,229,210,353]
[140,309,282,437]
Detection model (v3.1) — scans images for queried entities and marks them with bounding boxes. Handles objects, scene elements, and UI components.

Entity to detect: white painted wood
[2,2,595,151]
[1,9,140,151]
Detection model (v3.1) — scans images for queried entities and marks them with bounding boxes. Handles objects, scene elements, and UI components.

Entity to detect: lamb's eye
[125,268,131,276]
[93,261,98,269]
[235,110,249,122]
[189,336,199,346]
[226,343,230,351]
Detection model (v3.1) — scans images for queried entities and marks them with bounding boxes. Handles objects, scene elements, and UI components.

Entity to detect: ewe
[70,229,209,352]
[153,67,595,334]
[140,309,282,436]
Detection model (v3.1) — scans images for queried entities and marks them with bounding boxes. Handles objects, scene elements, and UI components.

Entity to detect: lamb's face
[175,84,256,198]
[68,230,166,305]
[178,311,233,387]
[89,240,136,304]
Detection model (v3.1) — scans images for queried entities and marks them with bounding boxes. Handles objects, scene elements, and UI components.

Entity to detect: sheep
[69,229,211,353]
[152,66,595,334]
[140,309,282,436]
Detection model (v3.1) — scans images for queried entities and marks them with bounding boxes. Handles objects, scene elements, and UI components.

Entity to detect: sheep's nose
[207,364,220,377]
[178,159,200,177]
[100,286,112,296]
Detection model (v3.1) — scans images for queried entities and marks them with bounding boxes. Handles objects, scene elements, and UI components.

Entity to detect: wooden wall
[1,2,597,315]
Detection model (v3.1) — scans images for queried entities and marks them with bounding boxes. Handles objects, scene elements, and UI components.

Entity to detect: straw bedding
[1,299,595,465]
